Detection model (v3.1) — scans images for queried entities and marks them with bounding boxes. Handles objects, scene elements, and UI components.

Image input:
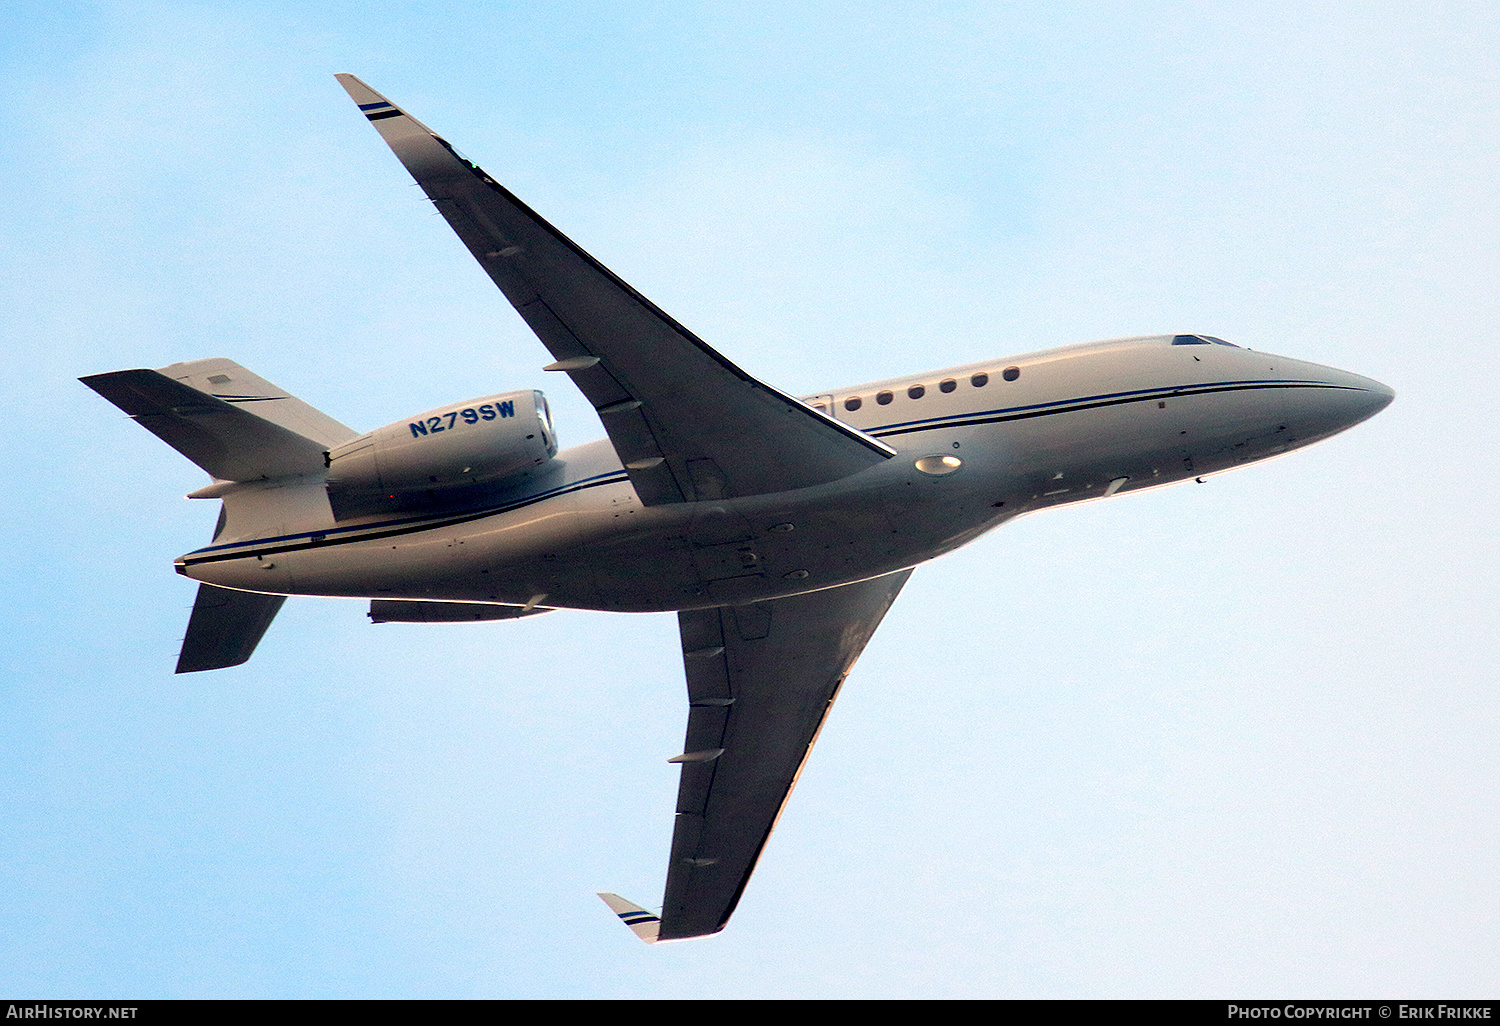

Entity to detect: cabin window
[876,390,894,405]
[1003,366,1020,381]
[907,384,925,399]
[939,378,957,393]
[971,372,989,387]
[844,396,862,411]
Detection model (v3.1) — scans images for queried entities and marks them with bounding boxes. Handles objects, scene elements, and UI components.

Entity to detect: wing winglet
[597,893,662,944]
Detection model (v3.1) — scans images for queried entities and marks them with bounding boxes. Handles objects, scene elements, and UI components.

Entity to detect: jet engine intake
[326,389,557,520]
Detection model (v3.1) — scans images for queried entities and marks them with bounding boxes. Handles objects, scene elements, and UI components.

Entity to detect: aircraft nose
[1360,376,1396,417]
[1282,362,1394,444]
[1332,368,1395,425]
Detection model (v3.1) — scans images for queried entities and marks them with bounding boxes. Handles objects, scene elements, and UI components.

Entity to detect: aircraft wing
[336,75,894,505]
[658,568,912,940]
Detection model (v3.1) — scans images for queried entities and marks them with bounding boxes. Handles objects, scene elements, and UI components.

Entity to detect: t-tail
[81,359,357,672]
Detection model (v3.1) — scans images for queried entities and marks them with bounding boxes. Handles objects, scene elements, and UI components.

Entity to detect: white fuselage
[176,335,1392,612]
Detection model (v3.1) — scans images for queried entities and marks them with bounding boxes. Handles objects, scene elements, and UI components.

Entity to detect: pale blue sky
[2,1,1497,998]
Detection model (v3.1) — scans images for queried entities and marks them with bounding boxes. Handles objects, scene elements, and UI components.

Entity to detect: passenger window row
[841,367,1019,412]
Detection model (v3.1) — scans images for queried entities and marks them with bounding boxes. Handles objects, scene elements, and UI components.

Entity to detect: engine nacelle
[326,389,557,520]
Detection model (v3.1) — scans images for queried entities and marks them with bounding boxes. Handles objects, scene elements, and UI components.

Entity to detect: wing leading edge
[656,569,913,940]
[335,74,894,506]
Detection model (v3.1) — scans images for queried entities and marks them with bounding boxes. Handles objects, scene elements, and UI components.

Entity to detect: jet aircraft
[82,76,1394,942]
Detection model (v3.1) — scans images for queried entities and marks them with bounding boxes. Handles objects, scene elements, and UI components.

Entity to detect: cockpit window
[1172,334,1239,347]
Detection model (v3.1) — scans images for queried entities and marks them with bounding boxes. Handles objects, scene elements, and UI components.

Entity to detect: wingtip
[334,72,386,106]
[334,74,441,138]
[597,892,661,944]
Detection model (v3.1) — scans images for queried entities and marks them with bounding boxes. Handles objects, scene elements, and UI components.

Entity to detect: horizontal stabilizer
[177,583,286,673]
[597,893,661,944]
[156,358,358,448]
[81,368,331,482]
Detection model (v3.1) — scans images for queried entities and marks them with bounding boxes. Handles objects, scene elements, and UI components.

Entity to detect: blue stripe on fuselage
[180,470,631,566]
[182,378,1357,565]
[867,378,1356,438]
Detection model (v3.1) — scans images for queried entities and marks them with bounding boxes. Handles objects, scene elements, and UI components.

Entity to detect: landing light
[915,455,963,476]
